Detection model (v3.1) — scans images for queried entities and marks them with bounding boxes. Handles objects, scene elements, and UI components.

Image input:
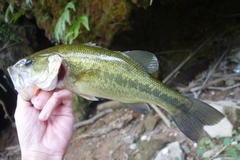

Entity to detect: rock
[133,139,166,160]
[203,103,233,138]
[86,157,96,160]
[213,158,225,160]
[204,117,233,138]
[140,135,151,141]
[135,122,145,136]
[181,144,190,154]
[155,141,184,160]
[225,79,235,86]
[129,143,137,150]
[203,145,221,158]
[144,115,159,131]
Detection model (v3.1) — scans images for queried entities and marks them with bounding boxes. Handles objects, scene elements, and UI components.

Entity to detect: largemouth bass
[8,43,224,141]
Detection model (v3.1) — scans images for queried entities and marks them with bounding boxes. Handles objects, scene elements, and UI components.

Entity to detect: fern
[11,9,25,23]
[4,1,14,23]
[5,0,31,23]
[65,14,90,44]
[150,0,153,5]
[54,1,76,43]
[26,0,33,8]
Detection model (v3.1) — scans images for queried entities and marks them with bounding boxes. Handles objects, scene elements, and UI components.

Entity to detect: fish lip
[7,66,24,89]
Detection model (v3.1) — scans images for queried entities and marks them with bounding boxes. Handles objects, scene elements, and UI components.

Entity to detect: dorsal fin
[84,42,102,48]
[123,50,159,73]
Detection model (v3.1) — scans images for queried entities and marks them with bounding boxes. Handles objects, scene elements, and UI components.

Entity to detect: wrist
[21,150,64,160]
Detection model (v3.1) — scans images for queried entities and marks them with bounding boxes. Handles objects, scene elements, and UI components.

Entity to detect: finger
[53,89,73,107]
[31,90,53,110]
[15,94,33,119]
[38,90,72,121]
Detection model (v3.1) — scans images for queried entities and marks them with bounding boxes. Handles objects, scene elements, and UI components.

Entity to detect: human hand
[15,89,74,160]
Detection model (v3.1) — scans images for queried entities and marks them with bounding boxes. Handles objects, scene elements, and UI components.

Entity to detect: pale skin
[15,89,74,160]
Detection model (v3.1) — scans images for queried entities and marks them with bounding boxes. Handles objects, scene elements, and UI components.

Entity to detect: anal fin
[124,103,151,114]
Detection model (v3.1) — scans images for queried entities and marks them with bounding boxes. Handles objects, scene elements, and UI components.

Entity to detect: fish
[7,43,224,141]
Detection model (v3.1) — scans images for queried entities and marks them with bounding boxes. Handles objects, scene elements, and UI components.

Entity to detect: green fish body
[7,43,224,141]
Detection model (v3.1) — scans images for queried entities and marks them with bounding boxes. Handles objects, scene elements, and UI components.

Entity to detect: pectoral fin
[79,94,99,101]
[124,103,151,114]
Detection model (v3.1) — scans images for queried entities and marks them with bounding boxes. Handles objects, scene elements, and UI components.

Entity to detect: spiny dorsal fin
[84,42,102,48]
[123,50,159,73]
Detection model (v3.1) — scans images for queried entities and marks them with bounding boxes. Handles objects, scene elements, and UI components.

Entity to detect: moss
[9,0,149,46]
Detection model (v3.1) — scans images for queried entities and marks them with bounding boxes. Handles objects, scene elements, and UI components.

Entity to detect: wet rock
[133,139,166,160]
[144,115,159,131]
[155,141,184,160]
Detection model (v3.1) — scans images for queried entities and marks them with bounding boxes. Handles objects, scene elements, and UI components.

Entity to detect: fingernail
[39,112,47,121]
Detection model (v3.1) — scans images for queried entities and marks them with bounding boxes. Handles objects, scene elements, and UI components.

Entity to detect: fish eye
[25,59,33,67]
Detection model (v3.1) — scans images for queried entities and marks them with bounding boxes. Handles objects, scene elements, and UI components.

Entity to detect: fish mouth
[7,66,40,101]
[58,63,66,82]
[56,62,67,88]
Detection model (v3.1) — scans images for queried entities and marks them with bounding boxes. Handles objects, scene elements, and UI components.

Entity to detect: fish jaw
[7,65,40,101]
[7,54,67,101]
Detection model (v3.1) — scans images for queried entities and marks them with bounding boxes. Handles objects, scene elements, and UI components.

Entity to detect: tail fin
[171,95,224,141]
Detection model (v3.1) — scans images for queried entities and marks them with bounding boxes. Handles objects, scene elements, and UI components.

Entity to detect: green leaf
[215,135,221,140]
[196,148,204,156]
[65,14,90,44]
[235,134,240,142]
[77,14,90,31]
[26,0,33,8]
[223,137,232,145]
[204,137,211,144]
[149,0,153,5]
[136,140,141,148]
[10,9,25,23]
[54,1,76,43]
[236,144,240,150]
[232,130,238,136]
[228,149,237,158]
[4,2,14,23]
[199,140,205,148]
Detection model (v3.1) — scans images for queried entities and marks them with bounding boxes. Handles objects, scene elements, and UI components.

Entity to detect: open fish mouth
[57,63,67,83]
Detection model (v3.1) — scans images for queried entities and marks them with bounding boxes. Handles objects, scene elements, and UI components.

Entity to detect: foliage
[4,1,14,23]
[196,130,240,159]
[4,1,89,44]
[54,2,75,43]
[0,23,22,43]
[65,14,89,44]
[54,2,90,44]
[150,0,153,5]
[4,0,32,23]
